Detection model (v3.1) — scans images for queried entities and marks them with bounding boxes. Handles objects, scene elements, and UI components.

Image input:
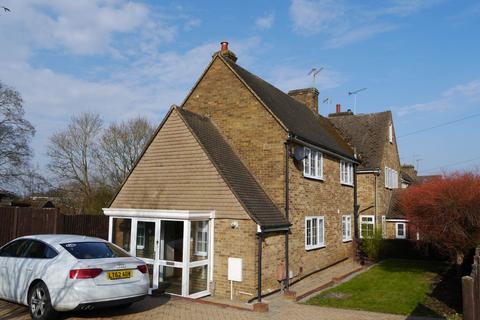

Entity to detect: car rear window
[61,242,130,259]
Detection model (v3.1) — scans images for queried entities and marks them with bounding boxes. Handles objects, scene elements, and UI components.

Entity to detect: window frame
[389,124,393,143]
[342,215,352,242]
[340,161,354,186]
[384,167,398,189]
[303,147,323,180]
[395,222,407,239]
[305,216,325,250]
[360,215,375,239]
[194,220,208,257]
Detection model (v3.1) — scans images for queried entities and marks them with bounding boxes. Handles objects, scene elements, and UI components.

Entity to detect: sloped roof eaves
[386,189,405,219]
[220,56,355,161]
[329,112,390,169]
[176,108,289,229]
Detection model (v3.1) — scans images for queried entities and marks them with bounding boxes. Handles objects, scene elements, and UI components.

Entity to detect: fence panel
[0,208,108,247]
[463,247,480,320]
[62,214,109,240]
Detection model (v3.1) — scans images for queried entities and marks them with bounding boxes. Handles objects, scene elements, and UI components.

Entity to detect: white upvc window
[136,222,145,249]
[389,124,393,143]
[303,147,323,180]
[395,223,406,239]
[385,167,399,189]
[340,161,354,186]
[360,215,375,239]
[305,216,325,250]
[194,221,208,256]
[342,215,352,242]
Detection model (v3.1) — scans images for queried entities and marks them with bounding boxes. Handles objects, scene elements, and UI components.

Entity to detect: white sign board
[228,257,242,282]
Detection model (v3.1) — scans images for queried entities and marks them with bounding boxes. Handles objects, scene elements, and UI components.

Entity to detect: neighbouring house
[329,108,407,240]
[104,42,358,301]
[12,197,56,209]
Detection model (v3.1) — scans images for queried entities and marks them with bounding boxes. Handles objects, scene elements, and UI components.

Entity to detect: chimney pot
[220,41,229,51]
[336,104,341,113]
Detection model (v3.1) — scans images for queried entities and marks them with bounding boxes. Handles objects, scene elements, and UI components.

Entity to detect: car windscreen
[61,242,130,259]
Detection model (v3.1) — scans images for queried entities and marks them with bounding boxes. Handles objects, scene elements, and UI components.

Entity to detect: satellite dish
[293,146,307,162]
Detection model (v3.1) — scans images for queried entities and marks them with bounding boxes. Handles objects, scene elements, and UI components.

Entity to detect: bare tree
[0,81,35,185]
[47,112,102,198]
[97,117,154,189]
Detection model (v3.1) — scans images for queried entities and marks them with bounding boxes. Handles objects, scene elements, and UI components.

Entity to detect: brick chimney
[401,164,418,179]
[328,105,354,117]
[214,41,237,62]
[288,88,319,114]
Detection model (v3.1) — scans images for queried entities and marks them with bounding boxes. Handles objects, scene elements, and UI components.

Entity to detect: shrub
[360,227,385,262]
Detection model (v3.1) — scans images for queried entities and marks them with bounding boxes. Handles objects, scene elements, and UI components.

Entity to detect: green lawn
[306,259,447,317]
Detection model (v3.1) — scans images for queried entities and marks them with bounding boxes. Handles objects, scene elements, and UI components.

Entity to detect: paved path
[0,295,435,320]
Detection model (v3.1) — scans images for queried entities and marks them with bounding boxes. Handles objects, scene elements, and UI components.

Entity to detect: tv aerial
[308,67,323,87]
[348,87,367,114]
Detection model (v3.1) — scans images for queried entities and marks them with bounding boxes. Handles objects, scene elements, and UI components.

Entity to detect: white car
[0,234,149,320]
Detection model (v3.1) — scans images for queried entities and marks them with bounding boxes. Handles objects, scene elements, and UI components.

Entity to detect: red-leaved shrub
[401,171,480,262]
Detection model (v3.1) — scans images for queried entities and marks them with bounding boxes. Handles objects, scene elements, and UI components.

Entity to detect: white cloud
[255,13,275,30]
[289,0,440,47]
[397,79,480,116]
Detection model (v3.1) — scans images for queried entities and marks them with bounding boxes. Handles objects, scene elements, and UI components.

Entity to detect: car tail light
[70,268,103,279]
[137,264,148,274]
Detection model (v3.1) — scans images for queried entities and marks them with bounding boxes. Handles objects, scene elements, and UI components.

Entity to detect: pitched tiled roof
[329,111,391,169]
[177,107,289,230]
[221,57,355,160]
[386,189,405,219]
[401,171,414,184]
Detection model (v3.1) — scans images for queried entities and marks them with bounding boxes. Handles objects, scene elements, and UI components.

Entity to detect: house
[328,108,407,240]
[104,42,358,302]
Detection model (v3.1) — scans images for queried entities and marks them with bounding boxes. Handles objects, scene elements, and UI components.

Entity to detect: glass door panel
[190,220,209,262]
[161,220,184,263]
[136,221,156,260]
[159,266,183,295]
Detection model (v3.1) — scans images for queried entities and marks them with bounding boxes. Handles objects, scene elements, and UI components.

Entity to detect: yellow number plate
[107,270,133,280]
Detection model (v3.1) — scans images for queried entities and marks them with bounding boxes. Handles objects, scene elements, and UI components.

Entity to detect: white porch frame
[104,208,215,299]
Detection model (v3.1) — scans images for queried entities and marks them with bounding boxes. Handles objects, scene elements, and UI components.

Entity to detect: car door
[14,240,58,304]
[0,239,30,302]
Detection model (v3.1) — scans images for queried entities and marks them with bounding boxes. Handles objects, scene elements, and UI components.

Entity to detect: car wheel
[28,282,57,320]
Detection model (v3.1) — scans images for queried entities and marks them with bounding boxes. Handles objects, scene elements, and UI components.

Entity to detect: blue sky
[0,0,479,176]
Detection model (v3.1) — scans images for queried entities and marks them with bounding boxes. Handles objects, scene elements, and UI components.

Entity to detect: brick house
[329,109,408,240]
[104,42,358,302]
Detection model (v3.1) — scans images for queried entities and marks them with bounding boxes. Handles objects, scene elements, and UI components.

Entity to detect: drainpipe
[284,140,290,290]
[353,164,360,249]
[257,231,263,302]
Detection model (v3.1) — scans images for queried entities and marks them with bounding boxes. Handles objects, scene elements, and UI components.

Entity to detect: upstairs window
[389,124,393,143]
[340,161,354,186]
[385,167,399,189]
[305,216,325,250]
[342,215,352,242]
[303,147,323,180]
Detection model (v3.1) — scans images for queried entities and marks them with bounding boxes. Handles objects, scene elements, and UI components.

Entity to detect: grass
[305,259,447,317]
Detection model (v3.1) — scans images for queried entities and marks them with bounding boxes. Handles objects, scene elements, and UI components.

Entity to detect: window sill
[305,244,326,251]
[341,182,354,187]
[342,239,352,243]
[304,175,324,181]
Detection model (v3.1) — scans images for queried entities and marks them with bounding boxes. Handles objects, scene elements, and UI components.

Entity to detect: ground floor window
[342,215,352,242]
[395,222,407,239]
[360,215,375,238]
[305,216,325,250]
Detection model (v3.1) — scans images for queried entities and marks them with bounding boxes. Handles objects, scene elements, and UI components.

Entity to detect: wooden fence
[0,207,109,247]
[463,247,480,320]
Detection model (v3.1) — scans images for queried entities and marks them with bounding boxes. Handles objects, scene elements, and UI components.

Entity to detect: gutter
[290,135,359,164]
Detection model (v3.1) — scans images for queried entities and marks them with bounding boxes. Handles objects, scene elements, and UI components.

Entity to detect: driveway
[0,295,433,320]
